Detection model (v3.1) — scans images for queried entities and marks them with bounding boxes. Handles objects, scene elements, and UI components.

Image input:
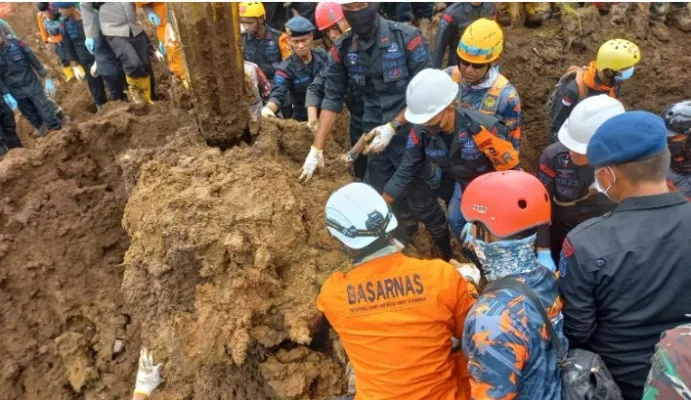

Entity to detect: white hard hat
[325,183,398,250]
[404,68,459,125]
[558,95,625,154]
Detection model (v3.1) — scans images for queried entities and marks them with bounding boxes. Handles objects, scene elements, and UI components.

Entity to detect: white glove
[299,146,324,181]
[90,62,99,78]
[134,348,163,397]
[449,259,481,286]
[261,106,276,118]
[459,222,476,250]
[153,49,165,62]
[72,65,85,80]
[363,122,396,154]
[340,149,359,165]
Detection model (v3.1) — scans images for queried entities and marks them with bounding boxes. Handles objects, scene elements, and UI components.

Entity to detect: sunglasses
[459,59,489,69]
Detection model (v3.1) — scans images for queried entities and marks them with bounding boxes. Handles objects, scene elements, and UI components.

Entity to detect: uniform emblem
[484,96,496,109]
[388,43,398,53]
[347,53,359,65]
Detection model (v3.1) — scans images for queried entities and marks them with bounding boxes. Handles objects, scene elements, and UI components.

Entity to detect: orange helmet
[315,2,344,31]
[461,171,550,239]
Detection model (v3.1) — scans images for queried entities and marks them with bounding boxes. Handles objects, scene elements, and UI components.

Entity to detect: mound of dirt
[120,119,350,399]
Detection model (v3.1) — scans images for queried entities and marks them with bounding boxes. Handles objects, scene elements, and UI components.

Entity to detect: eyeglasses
[459,59,489,69]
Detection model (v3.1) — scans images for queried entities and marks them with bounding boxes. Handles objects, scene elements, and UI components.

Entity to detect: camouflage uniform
[643,323,691,399]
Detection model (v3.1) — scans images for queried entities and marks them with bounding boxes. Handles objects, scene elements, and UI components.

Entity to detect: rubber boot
[137,76,154,104]
[126,75,146,106]
[62,66,75,82]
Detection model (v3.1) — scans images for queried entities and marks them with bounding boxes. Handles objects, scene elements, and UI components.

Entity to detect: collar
[460,65,499,91]
[614,192,687,212]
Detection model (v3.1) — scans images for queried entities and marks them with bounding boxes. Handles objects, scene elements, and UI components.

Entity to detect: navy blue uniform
[0,97,20,156]
[559,193,691,399]
[60,17,107,106]
[0,38,60,130]
[241,25,284,81]
[432,2,496,69]
[270,48,328,121]
[536,142,615,263]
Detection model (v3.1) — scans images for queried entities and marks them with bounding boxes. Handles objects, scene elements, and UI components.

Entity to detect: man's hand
[536,249,557,272]
[261,106,276,118]
[449,259,481,286]
[339,149,359,166]
[459,222,476,251]
[3,93,17,110]
[133,348,163,397]
[90,62,99,78]
[85,38,96,54]
[299,146,324,181]
[72,65,85,80]
[382,192,394,205]
[44,78,56,97]
[148,12,162,27]
[363,122,396,154]
[307,118,318,133]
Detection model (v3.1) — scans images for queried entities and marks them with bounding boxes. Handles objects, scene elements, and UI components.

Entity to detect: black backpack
[546,65,589,118]
[486,278,623,400]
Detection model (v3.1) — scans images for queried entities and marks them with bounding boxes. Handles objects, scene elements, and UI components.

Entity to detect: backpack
[486,277,624,400]
[546,66,589,117]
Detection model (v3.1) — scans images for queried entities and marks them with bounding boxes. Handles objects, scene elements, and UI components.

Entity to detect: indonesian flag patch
[561,96,574,107]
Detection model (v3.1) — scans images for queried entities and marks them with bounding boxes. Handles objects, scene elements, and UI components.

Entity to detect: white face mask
[593,166,617,202]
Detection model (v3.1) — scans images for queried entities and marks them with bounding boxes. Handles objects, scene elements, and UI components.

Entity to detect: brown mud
[1,3,690,400]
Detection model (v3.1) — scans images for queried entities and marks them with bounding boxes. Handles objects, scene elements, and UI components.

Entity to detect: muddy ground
[1,3,690,400]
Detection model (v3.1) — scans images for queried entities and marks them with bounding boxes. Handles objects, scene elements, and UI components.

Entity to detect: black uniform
[0,38,61,131]
[432,2,496,69]
[549,74,621,143]
[320,16,449,257]
[0,98,20,157]
[559,192,691,400]
[306,67,366,179]
[93,34,127,101]
[242,25,284,81]
[270,48,328,122]
[60,16,107,106]
[536,143,615,263]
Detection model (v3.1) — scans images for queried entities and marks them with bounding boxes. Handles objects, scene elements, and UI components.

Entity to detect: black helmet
[663,100,691,136]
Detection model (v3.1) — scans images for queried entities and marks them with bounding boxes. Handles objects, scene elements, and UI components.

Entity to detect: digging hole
[205,124,253,151]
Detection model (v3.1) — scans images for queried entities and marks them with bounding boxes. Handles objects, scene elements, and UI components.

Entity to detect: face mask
[593,166,617,202]
[343,4,379,39]
[615,67,634,82]
[473,233,540,281]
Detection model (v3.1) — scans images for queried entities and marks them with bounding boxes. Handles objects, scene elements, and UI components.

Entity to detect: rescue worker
[55,3,108,112]
[80,2,128,102]
[307,2,367,181]
[381,69,519,243]
[643,323,691,400]
[81,2,155,105]
[662,100,691,198]
[559,111,691,400]
[548,39,641,143]
[261,16,328,122]
[239,2,290,82]
[0,30,61,136]
[447,18,521,146]
[460,170,565,399]
[37,3,80,82]
[131,348,162,400]
[536,95,623,268]
[317,182,477,400]
[432,2,496,69]
[0,94,20,158]
[139,3,187,83]
[300,3,448,258]
[245,60,271,121]
[379,3,435,24]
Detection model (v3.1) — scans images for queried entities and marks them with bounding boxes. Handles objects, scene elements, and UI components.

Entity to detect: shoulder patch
[562,238,574,258]
[407,35,423,51]
[329,45,341,64]
[561,96,573,107]
[539,162,557,179]
[442,13,453,23]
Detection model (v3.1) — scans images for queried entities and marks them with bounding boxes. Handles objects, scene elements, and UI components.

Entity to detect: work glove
[44,78,56,97]
[536,249,557,272]
[158,41,167,57]
[459,222,476,251]
[148,12,161,27]
[299,146,324,181]
[307,118,318,133]
[449,259,481,286]
[153,49,165,62]
[3,93,17,110]
[90,62,99,78]
[72,65,85,80]
[261,106,276,118]
[363,122,396,154]
[85,37,95,54]
[133,348,163,397]
[340,149,359,165]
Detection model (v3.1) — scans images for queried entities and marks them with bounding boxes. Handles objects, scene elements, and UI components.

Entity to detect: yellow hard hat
[596,39,641,71]
[239,2,265,19]
[457,18,504,64]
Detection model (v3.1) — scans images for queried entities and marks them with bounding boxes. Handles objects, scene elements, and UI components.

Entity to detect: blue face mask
[615,67,634,82]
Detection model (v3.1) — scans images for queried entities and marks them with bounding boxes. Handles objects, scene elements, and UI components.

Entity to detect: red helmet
[461,171,551,239]
[315,2,344,31]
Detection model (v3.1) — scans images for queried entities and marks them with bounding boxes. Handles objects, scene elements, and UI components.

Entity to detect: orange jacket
[37,11,62,44]
[317,253,476,400]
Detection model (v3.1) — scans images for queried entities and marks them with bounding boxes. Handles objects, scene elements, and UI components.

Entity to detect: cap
[285,16,315,37]
[587,110,668,167]
[52,2,76,8]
